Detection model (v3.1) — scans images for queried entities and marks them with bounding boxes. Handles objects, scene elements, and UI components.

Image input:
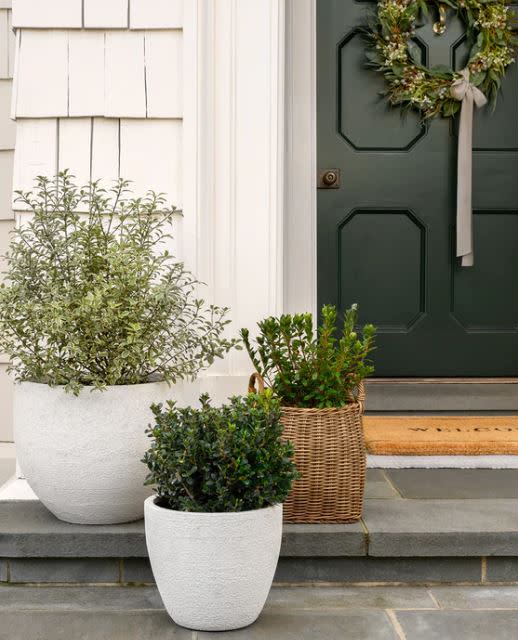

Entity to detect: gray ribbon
[450,68,487,267]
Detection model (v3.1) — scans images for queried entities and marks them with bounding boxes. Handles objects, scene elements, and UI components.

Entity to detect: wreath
[367,0,517,118]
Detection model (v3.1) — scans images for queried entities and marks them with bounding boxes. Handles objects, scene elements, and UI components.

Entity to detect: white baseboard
[368,454,518,469]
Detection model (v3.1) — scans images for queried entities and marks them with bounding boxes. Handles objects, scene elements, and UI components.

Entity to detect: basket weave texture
[248,374,366,523]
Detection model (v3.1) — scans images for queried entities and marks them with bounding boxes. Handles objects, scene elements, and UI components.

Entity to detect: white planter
[144,497,282,631]
[14,381,172,524]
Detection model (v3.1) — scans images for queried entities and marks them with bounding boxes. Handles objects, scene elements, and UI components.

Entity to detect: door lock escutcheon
[318,169,341,189]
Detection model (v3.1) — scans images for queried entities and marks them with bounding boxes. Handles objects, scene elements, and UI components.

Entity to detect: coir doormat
[363,415,518,455]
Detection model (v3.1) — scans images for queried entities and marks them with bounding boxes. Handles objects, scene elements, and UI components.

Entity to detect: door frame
[284,0,317,317]
[284,0,518,408]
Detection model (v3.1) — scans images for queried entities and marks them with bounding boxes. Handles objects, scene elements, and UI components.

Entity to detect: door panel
[317,0,518,376]
[338,31,425,150]
[338,210,426,331]
[452,212,518,331]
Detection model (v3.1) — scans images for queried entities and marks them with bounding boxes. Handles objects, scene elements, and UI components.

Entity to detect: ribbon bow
[450,68,487,267]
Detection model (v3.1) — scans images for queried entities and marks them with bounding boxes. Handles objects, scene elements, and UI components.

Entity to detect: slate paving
[362,498,518,557]
[1,584,518,639]
[385,469,518,499]
[364,470,401,500]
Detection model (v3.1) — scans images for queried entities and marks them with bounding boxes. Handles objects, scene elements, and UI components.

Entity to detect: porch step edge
[3,499,518,560]
[1,556,518,585]
[365,380,518,411]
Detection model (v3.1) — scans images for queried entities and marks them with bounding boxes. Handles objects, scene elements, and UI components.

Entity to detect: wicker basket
[248,373,366,523]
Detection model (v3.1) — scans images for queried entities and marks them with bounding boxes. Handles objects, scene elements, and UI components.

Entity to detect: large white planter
[144,497,282,631]
[14,381,172,524]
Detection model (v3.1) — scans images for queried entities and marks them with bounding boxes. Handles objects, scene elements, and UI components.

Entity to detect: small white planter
[14,381,172,524]
[144,496,282,631]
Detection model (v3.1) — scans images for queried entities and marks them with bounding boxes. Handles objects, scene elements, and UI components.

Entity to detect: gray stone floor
[367,468,518,499]
[2,584,518,639]
[382,469,518,499]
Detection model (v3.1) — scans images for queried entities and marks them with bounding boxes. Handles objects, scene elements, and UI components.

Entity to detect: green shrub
[240,304,376,409]
[143,392,298,512]
[0,171,238,393]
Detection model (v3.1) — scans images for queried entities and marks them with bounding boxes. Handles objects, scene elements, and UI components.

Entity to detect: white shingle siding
[12,0,82,28]
[12,119,57,204]
[57,118,182,203]
[130,0,183,30]
[0,10,8,77]
[58,118,93,188]
[105,30,146,118]
[0,7,14,217]
[0,80,14,148]
[12,28,183,119]
[84,0,128,29]
[145,31,182,118]
[119,119,182,204]
[14,30,69,118]
[0,9,13,79]
[13,117,182,204]
[0,150,13,216]
[12,0,183,29]
[90,117,120,187]
[7,10,15,77]
[0,5,14,441]
[68,31,105,117]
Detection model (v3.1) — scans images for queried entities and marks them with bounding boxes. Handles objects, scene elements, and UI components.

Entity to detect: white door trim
[182,0,286,378]
[283,0,317,316]
[184,0,312,323]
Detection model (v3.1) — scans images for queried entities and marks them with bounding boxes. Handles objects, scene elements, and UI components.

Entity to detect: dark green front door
[317,0,518,376]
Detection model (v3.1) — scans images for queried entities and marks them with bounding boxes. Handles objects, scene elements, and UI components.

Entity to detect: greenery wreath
[367,0,517,118]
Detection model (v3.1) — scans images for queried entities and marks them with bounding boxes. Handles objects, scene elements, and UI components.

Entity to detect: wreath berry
[367,0,518,118]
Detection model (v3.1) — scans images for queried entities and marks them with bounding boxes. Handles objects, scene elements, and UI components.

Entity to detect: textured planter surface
[144,497,282,631]
[14,381,173,524]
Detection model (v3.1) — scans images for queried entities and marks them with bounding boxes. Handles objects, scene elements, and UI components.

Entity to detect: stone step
[365,378,518,411]
[2,469,518,585]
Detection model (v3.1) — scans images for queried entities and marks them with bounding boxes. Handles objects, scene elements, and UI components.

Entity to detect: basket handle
[248,372,265,395]
[348,380,366,414]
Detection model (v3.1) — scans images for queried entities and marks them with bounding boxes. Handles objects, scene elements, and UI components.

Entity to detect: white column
[182,0,286,378]
[284,0,317,315]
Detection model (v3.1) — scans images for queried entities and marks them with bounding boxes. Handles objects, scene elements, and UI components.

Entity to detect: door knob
[318,169,341,189]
